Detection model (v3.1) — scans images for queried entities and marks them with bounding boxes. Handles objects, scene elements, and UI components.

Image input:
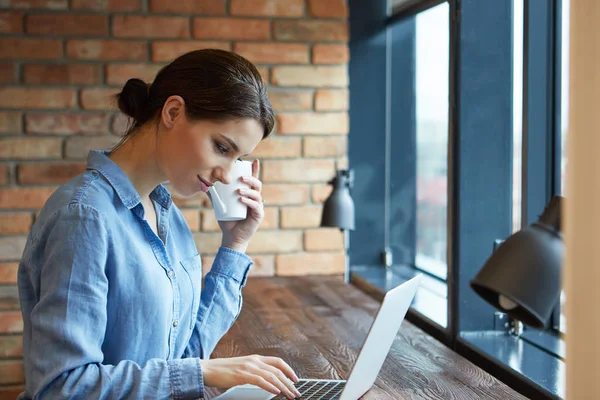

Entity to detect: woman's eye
[215,142,228,155]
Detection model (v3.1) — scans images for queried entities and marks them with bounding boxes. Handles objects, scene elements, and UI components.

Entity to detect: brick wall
[0,0,349,394]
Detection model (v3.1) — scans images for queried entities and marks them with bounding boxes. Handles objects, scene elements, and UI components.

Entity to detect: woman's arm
[183,247,253,359]
[19,204,203,399]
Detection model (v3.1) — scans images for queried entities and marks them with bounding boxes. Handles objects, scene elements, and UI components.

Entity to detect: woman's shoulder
[36,169,120,229]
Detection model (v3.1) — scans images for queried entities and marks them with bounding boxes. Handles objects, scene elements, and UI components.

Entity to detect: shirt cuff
[167,357,203,400]
[209,246,254,285]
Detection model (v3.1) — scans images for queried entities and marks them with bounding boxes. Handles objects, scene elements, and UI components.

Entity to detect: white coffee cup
[209,160,252,221]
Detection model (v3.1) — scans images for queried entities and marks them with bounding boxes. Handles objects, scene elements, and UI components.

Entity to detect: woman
[17,49,302,399]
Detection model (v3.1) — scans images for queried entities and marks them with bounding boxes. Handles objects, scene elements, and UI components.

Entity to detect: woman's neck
[108,126,165,200]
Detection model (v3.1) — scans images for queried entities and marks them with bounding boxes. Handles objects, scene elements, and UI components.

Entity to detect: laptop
[213,274,423,400]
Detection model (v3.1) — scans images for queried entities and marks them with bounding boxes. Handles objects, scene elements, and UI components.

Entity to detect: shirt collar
[86,149,172,210]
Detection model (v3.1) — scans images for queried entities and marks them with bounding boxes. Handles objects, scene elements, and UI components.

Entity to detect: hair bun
[117,78,150,123]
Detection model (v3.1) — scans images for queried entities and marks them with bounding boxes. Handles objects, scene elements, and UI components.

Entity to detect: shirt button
[173,320,179,327]
[168,270,174,279]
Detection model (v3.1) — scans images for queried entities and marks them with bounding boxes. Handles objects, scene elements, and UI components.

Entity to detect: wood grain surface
[204,276,528,400]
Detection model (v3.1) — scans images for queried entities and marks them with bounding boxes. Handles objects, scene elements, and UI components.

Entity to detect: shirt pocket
[180,254,202,330]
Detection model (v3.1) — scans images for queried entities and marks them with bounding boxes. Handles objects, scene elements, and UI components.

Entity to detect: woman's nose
[214,164,233,185]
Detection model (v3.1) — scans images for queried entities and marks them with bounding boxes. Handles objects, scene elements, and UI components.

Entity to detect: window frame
[349,0,567,399]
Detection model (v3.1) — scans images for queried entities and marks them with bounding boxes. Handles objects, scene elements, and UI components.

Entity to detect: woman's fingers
[245,374,282,396]
[262,357,300,383]
[241,176,263,192]
[259,363,301,398]
[251,370,296,399]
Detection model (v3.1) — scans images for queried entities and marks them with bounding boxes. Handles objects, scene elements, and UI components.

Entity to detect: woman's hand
[219,159,264,253]
[200,355,301,399]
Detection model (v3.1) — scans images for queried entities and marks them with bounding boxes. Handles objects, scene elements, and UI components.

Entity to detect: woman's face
[157,97,264,197]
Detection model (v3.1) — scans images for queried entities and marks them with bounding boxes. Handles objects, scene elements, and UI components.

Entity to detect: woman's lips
[197,176,212,192]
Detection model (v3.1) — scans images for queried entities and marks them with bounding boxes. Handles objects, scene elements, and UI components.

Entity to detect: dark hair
[114,49,274,149]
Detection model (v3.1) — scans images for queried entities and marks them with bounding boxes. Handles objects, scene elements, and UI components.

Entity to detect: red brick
[64,136,119,159]
[0,63,16,84]
[106,63,163,86]
[251,137,301,159]
[113,15,190,38]
[71,0,141,11]
[281,205,322,228]
[0,12,23,33]
[230,0,303,17]
[311,184,332,203]
[25,113,108,135]
[201,207,278,231]
[234,43,308,64]
[0,113,21,134]
[180,209,200,231]
[274,20,348,42]
[149,0,225,14]
[152,41,231,62]
[26,14,107,36]
[194,18,270,40]
[313,44,349,64]
[0,88,76,109]
[277,112,348,134]
[271,66,348,87]
[0,311,23,334]
[276,252,344,275]
[303,136,347,157]
[0,264,19,284]
[262,159,335,183]
[6,0,67,8]
[0,188,58,208]
[67,40,147,61]
[247,230,302,253]
[0,138,62,159]
[80,88,119,110]
[0,236,27,261]
[0,360,24,385]
[262,184,309,205]
[308,0,348,18]
[268,90,313,111]
[193,232,221,253]
[0,214,32,234]
[305,228,344,251]
[0,164,7,184]
[315,89,348,111]
[257,66,269,83]
[0,335,23,357]
[0,38,62,59]
[23,64,101,85]
[18,162,86,184]
[111,112,131,134]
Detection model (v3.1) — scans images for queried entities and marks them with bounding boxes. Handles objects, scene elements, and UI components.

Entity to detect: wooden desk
[205,276,527,400]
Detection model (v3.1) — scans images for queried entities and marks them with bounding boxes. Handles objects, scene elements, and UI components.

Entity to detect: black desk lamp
[321,169,355,282]
[470,196,564,329]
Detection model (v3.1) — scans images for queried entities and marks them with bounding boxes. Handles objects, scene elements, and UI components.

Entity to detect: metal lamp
[321,169,355,282]
[470,196,564,329]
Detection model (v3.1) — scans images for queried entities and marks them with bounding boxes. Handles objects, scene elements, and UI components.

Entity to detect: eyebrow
[218,133,248,157]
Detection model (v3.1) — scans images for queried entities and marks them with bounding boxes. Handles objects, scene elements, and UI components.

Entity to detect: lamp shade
[470,196,564,329]
[321,169,355,231]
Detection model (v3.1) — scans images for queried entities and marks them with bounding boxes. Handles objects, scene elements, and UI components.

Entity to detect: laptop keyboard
[272,380,346,399]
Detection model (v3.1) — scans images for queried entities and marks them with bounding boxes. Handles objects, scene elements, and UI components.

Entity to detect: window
[415,2,449,281]
[513,0,524,233]
[559,0,570,335]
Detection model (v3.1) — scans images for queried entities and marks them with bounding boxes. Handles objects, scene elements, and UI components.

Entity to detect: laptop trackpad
[212,384,273,400]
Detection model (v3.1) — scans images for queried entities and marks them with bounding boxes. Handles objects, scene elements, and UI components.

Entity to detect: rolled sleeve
[168,357,204,400]
[210,246,254,285]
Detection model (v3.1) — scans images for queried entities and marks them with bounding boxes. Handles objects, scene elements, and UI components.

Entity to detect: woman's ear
[161,95,185,129]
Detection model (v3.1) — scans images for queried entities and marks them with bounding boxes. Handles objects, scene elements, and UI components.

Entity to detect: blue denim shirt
[17,150,253,400]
